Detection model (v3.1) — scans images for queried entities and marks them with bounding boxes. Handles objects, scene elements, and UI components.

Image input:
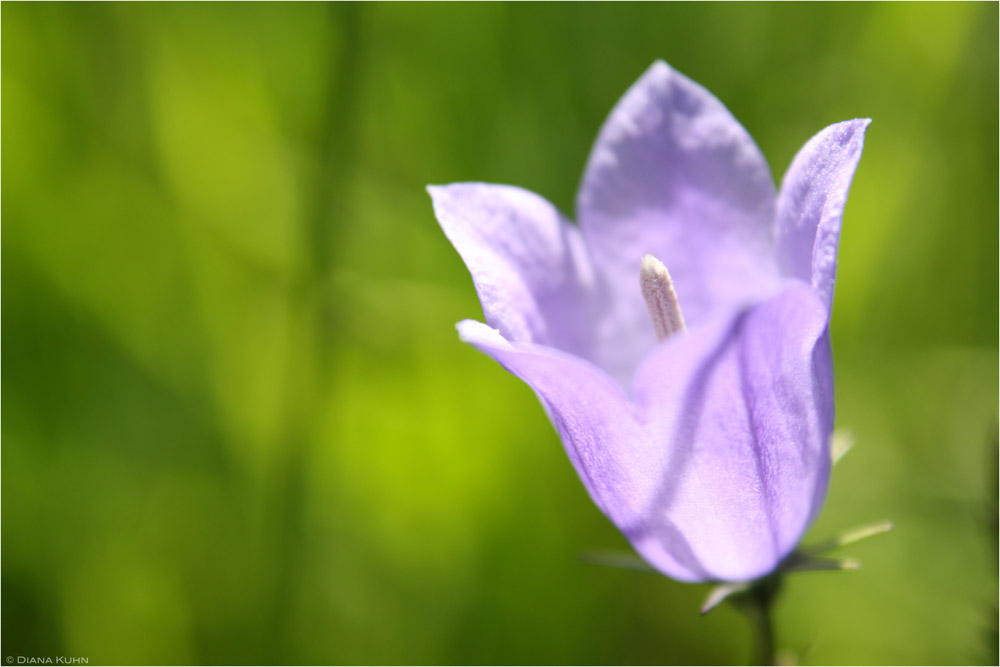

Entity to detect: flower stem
[731,574,782,665]
[749,589,775,666]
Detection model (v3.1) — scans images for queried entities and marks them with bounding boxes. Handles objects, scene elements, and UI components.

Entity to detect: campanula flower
[429,61,868,583]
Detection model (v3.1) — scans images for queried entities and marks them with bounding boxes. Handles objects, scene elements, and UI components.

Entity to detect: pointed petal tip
[455,318,478,341]
[578,57,779,337]
[426,182,462,200]
[456,319,498,343]
[426,182,452,195]
[802,119,871,157]
[427,181,492,200]
[775,116,872,300]
[646,59,671,77]
[426,183,449,206]
[829,117,873,140]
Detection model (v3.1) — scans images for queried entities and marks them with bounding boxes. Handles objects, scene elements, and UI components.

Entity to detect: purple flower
[429,61,868,583]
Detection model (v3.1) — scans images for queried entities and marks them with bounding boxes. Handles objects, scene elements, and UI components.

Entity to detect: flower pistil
[639,254,686,341]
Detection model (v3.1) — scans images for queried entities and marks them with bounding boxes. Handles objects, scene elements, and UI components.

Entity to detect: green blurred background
[3,3,997,665]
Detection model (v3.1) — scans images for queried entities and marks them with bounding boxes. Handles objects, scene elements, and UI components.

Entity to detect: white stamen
[639,254,686,341]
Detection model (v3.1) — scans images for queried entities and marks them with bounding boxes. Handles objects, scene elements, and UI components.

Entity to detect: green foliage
[3,3,997,664]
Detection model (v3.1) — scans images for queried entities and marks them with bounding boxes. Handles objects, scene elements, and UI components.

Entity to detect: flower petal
[776,119,870,310]
[429,183,599,359]
[456,320,709,574]
[576,61,780,381]
[627,282,832,582]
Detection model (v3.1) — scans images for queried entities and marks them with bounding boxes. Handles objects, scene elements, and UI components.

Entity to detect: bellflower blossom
[429,61,868,583]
